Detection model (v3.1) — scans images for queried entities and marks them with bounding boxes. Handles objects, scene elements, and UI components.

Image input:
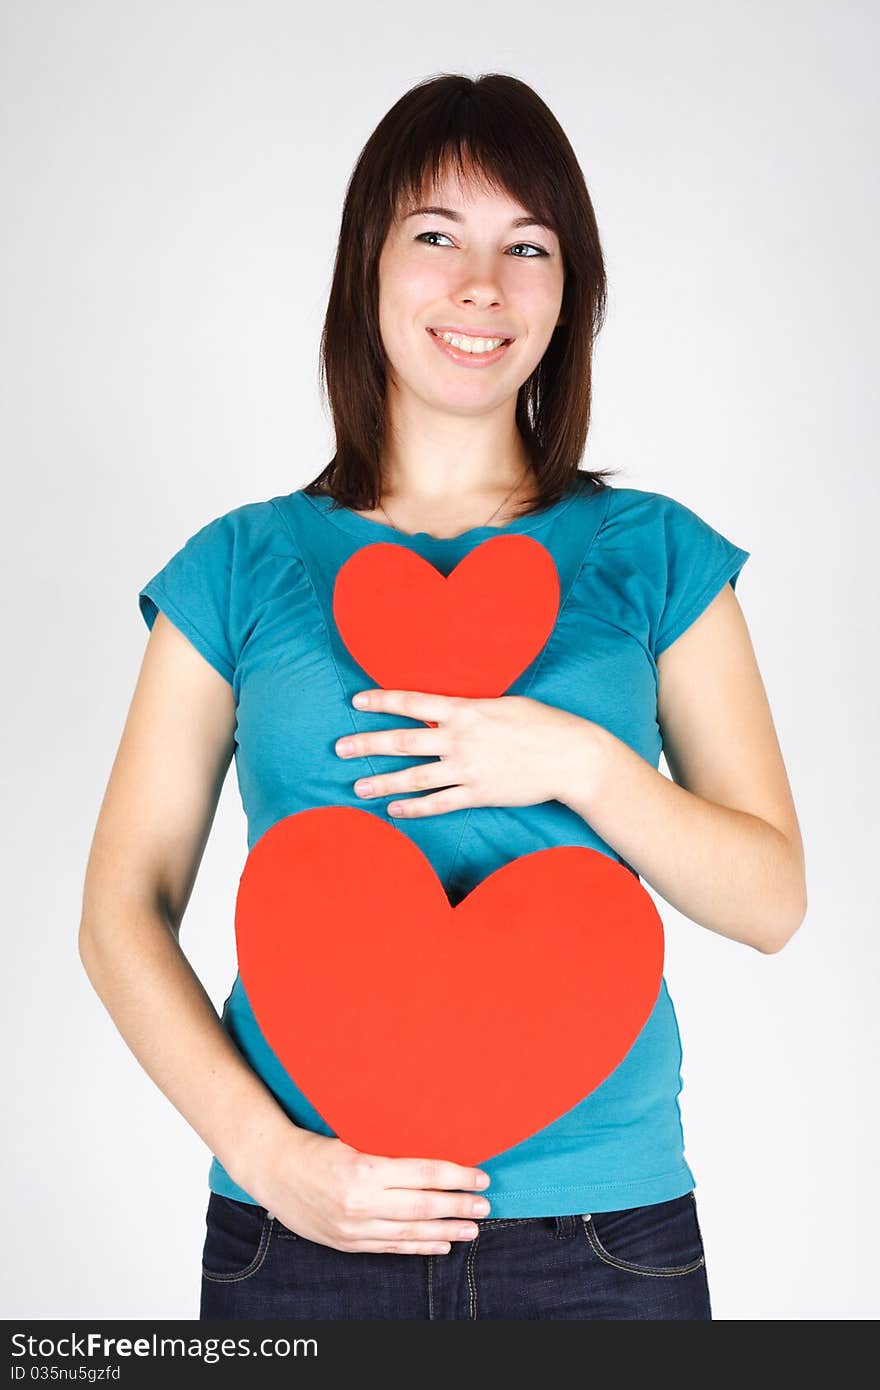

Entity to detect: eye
[508,243,548,258]
[414,231,548,258]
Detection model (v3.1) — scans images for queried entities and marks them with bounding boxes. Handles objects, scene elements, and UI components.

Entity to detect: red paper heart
[236,806,664,1165]
[332,535,561,700]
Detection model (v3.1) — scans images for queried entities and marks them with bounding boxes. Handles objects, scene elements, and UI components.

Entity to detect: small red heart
[333,535,561,700]
[235,806,664,1165]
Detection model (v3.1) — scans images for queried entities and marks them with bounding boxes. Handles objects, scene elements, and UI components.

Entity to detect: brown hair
[304,71,619,516]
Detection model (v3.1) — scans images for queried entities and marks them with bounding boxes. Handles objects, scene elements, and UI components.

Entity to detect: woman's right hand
[254,1130,493,1254]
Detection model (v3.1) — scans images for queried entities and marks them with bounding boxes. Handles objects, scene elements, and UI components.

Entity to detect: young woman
[80,73,806,1321]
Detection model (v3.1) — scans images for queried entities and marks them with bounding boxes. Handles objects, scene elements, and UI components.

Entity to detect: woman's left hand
[334,688,596,818]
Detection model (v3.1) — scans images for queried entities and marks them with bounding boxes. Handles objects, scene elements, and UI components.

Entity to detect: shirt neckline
[297,474,596,546]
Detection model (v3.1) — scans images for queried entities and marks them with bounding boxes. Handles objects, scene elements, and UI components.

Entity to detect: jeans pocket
[201,1193,276,1284]
[581,1192,706,1277]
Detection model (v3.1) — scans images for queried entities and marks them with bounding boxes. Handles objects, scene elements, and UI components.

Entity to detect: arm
[78,612,308,1200]
[556,583,807,954]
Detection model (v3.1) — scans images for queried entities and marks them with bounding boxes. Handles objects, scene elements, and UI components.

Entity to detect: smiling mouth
[426,327,515,365]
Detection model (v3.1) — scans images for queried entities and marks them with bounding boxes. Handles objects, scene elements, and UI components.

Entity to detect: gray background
[2,0,876,1320]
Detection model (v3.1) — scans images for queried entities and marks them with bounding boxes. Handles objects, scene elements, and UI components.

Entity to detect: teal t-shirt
[138,472,750,1217]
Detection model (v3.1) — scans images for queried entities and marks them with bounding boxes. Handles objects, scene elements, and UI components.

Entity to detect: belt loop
[554,1214,577,1238]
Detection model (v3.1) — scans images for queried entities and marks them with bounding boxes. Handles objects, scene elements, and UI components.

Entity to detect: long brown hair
[304,72,618,516]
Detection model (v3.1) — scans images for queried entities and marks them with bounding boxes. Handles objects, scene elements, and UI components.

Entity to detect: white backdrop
[2,0,877,1321]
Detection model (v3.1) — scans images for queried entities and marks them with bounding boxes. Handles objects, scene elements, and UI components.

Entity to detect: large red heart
[332,535,561,699]
[235,806,664,1165]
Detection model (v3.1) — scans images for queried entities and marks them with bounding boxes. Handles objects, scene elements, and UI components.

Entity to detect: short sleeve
[138,513,236,684]
[653,495,751,658]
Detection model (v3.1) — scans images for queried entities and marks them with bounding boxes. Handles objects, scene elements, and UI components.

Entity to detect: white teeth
[435,331,507,353]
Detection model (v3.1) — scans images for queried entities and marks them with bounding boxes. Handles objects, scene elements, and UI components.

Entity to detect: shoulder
[596,481,749,563]
[137,493,303,685]
[165,492,301,572]
[598,484,708,530]
[589,485,694,573]
[591,484,751,659]
[183,493,296,550]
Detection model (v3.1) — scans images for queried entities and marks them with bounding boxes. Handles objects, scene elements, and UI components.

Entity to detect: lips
[426,327,515,367]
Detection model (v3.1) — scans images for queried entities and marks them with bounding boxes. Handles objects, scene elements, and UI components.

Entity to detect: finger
[388,785,473,818]
[353,689,456,725]
[381,1157,491,1193]
[358,1218,481,1245]
[354,760,458,801]
[342,1239,455,1255]
[338,726,446,763]
[371,1188,491,1222]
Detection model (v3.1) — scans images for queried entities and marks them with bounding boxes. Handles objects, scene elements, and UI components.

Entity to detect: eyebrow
[403,204,553,232]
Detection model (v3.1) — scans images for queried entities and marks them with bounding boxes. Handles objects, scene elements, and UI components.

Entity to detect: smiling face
[377,163,566,419]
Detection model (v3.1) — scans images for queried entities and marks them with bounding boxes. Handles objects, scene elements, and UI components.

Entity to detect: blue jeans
[199,1189,712,1320]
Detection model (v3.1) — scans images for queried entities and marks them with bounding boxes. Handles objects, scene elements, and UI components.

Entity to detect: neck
[378,390,535,507]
